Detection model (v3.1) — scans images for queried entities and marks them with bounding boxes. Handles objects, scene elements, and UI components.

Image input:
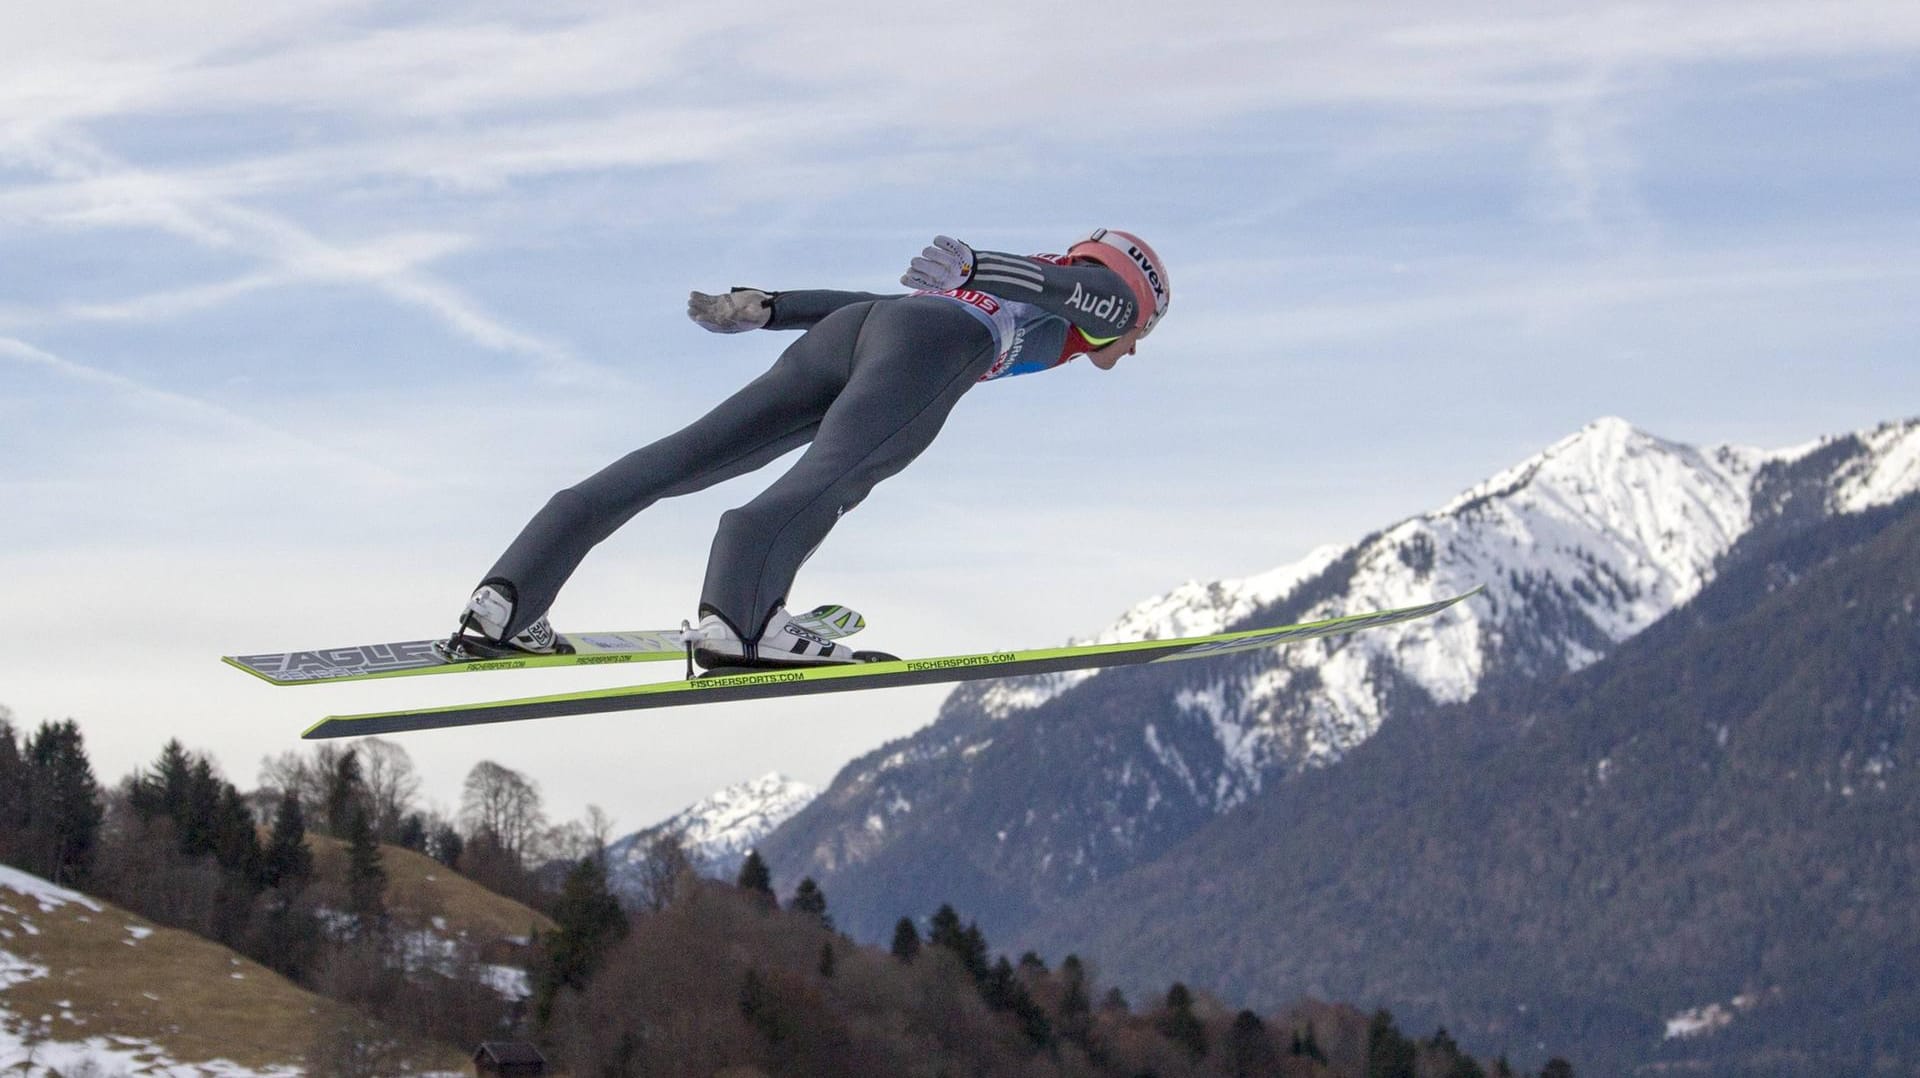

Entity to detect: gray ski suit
[480,249,1140,643]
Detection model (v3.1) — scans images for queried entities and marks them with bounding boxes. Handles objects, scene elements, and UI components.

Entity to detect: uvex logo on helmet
[1126,244,1166,306]
[1067,228,1170,338]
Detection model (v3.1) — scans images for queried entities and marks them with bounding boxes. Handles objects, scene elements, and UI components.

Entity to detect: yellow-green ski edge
[305,588,1481,739]
[221,648,683,686]
[221,631,689,686]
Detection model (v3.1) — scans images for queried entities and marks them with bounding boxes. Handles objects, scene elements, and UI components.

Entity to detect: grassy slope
[2,834,554,1071]
[0,867,461,1072]
[308,835,556,945]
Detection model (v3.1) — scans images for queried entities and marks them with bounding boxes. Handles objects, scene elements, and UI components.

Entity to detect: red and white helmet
[1067,228,1170,337]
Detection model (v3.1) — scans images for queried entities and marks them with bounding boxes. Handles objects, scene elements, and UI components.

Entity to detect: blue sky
[2,1,1917,837]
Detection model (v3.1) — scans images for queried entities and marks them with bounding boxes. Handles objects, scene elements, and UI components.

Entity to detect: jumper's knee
[713,501,780,555]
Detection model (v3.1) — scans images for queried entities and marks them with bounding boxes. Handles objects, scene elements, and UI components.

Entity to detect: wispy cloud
[1530,62,1657,248]
[0,335,409,484]
[2,129,609,381]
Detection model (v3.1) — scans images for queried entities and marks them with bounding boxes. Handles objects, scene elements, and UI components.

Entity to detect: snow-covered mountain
[758,416,1920,941]
[606,772,818,895]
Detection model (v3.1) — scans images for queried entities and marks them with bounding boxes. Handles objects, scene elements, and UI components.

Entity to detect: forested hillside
[1034,494,1920,1075]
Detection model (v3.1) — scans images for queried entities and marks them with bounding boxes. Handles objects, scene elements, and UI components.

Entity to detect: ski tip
[305,714,374,740]
[221,655,293,686]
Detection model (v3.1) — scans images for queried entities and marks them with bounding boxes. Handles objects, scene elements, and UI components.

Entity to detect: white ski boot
[443,583,572,658]
[692,605,861,671]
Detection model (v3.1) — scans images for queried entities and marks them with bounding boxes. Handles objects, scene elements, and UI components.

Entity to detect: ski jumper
[479,252,1141,643]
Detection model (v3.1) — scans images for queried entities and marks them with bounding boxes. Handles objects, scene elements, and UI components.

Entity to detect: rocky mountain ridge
[759,416,1920,941]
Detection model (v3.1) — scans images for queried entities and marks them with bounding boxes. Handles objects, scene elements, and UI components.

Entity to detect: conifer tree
[428,821,463,868]
[979,955,1051,1048]
[129,739,190,823]
[818,940,836,978]
[0,717,26,861]
[985,955,1017,1009]
[1420,1026,1485,1078]
[262,788,313,891]
[325,748,364,837]
[1226,1009,1277,1078]
[394,812,427,852]
[736,849,775,904]
[1057,954,1093,1047]
[1445,1054,1488,1078]
[1010,976,1054,1050]
[213,784,261,881]
[1366,1009,1417,1078]
[789,876,831,929]
[928,903,964,950]
[890,917,921,962]
[1157,982,1207,1060]
[536,854,629,1025]
[182,756,221,857]
[344,805,386,932]
[24,720,102,888]
[928,904,990,984]
[1292,1021,1327,1063]
[1539,1060,1575,1078]
[959,924,991,984]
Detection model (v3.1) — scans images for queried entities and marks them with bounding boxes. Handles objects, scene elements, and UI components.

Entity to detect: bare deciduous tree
[458,760,544,861]
[544,803,621,867]
[635,829,696,913]
[584,803,617,857]
[356,737,422,841]
[258,743,350,828]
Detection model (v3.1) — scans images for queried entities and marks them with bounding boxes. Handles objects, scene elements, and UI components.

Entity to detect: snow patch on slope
[1663,990,1772,1040]
[0,951,47,991]
[0,866,325,1077]
[0,865,103,916]
[1833,419,1920,512]
[0,1023,307,1077]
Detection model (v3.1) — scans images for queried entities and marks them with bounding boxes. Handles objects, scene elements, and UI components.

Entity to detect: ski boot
[438,582,575,660]
[691,605,894,675]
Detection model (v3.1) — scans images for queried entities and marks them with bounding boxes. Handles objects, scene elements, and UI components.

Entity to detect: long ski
[304,590,1477,738]
[225,604,867,686]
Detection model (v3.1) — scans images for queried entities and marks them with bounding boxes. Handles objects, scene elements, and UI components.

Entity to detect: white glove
[899,235,975,291]
[687,288,772,333]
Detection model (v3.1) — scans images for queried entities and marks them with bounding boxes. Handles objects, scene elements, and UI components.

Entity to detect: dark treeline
[0,709,1573,1076]
[0,714,101,890]
[533,843,1571,1078]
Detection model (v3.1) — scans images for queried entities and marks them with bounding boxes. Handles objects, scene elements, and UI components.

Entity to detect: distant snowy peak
[1426,416,1761,638]
[608,772,818,883]
[1082,544,1349,646]
[970,415,1920,768]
